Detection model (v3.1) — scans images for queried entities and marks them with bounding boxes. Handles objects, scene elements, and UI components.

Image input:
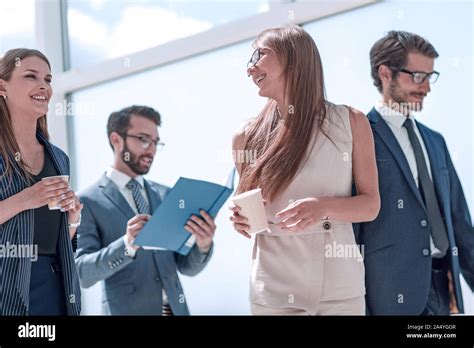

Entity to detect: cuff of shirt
[123,235,137,259]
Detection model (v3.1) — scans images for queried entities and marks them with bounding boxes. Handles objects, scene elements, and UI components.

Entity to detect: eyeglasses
[247,48,262,69]
[396,68,440,84]
[124,134,165,151]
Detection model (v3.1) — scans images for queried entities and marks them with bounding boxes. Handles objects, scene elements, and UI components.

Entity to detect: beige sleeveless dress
[249,103,365,315]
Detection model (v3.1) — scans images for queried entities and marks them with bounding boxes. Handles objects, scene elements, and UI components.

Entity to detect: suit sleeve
[444,140,474,291]
[74,200,134,288]
[174,242,214,276]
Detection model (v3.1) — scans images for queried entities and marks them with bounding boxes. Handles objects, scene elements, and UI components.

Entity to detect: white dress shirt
[376,102,443,257]
[105,166,169,304]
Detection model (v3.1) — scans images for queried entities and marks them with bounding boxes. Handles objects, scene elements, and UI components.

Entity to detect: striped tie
[126,179,172,315]
[126,179,149,215]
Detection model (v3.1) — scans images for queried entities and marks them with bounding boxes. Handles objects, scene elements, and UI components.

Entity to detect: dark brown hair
[107,105,162,150]
[370,30,439,93]
[0,48,51,182]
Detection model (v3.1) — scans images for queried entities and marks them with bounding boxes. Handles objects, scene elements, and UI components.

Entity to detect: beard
[389,78,425,113]
[121,142,152,175]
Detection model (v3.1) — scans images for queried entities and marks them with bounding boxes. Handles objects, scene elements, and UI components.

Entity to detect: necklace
[24,145,43,174]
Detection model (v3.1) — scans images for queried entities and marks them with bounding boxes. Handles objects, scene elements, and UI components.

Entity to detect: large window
[0,0,36,52]
[304,0,473,209]
[67,0,270,68]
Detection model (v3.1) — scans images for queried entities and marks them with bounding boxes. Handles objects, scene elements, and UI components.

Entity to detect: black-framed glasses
[247,48,262,69]
[396,68,440,84]
[124,134,165,151]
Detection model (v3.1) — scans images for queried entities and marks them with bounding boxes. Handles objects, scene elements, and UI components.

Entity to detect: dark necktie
[125,179,150,214]
[126,179,172,315]
[403,118,449,255]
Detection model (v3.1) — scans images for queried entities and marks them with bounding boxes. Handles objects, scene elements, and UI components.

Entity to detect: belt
[432,255,448,270]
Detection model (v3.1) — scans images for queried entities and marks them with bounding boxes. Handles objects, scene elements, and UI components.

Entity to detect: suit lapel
[99,174,135,219]
[417,122,465,312]
[368,108,426,209]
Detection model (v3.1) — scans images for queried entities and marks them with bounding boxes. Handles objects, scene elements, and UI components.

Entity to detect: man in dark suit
[75,105,215,315]
[355,31,474,315]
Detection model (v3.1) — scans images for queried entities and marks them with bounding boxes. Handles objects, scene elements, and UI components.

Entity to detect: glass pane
[69,40,266,314]
[67,0,270,69]
[0,0,36,52]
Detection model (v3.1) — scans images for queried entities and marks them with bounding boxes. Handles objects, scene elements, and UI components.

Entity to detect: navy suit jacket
[354,108,474,315]
[75,173,213,315]
[0,131,81,315]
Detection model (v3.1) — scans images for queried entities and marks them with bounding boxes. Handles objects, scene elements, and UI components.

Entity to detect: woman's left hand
[58,188,83,223]
[275,197,329,233]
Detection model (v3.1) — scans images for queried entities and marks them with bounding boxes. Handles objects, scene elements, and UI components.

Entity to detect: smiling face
[246,47,286,104]
[386,53,434,112]
[114,115,159,176]
[0,56,52,120]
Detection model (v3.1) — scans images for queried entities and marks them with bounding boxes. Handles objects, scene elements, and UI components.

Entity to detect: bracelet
[68,213,82,229]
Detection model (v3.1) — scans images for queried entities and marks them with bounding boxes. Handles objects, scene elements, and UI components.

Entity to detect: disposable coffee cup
[41,175,69,210]
[231,188,269,235]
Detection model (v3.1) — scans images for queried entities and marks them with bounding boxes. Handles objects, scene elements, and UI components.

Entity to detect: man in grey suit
[75,105,215,315]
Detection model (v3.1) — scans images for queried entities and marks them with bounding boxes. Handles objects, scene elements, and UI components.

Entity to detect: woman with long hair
[230,26,380,315]
[0,48,82,315]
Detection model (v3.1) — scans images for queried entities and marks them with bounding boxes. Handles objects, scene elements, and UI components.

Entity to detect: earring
[0,95,6,100]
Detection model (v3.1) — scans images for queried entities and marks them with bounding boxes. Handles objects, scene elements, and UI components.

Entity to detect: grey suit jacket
[75,173,213,315]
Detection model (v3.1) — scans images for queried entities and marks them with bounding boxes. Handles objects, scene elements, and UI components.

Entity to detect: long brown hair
[237,26,328,201]
[0,48,51,182]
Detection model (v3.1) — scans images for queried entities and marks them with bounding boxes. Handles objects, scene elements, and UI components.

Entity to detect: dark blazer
[75,173,213,315]
[0,131,81,315]
[354,108,474,315]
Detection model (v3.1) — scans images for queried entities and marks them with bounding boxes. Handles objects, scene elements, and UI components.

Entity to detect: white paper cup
[41,175,69,210]
[231,188,269,235]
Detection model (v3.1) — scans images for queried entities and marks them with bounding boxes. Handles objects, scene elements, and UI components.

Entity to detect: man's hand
[184,210,216,253]
[126,214,150,250]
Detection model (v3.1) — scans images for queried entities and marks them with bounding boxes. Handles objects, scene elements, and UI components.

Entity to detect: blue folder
[134,169,236,255]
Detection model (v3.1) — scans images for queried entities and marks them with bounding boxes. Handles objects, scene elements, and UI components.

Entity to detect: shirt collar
[375,100,417,129]
[106,166,145,190]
